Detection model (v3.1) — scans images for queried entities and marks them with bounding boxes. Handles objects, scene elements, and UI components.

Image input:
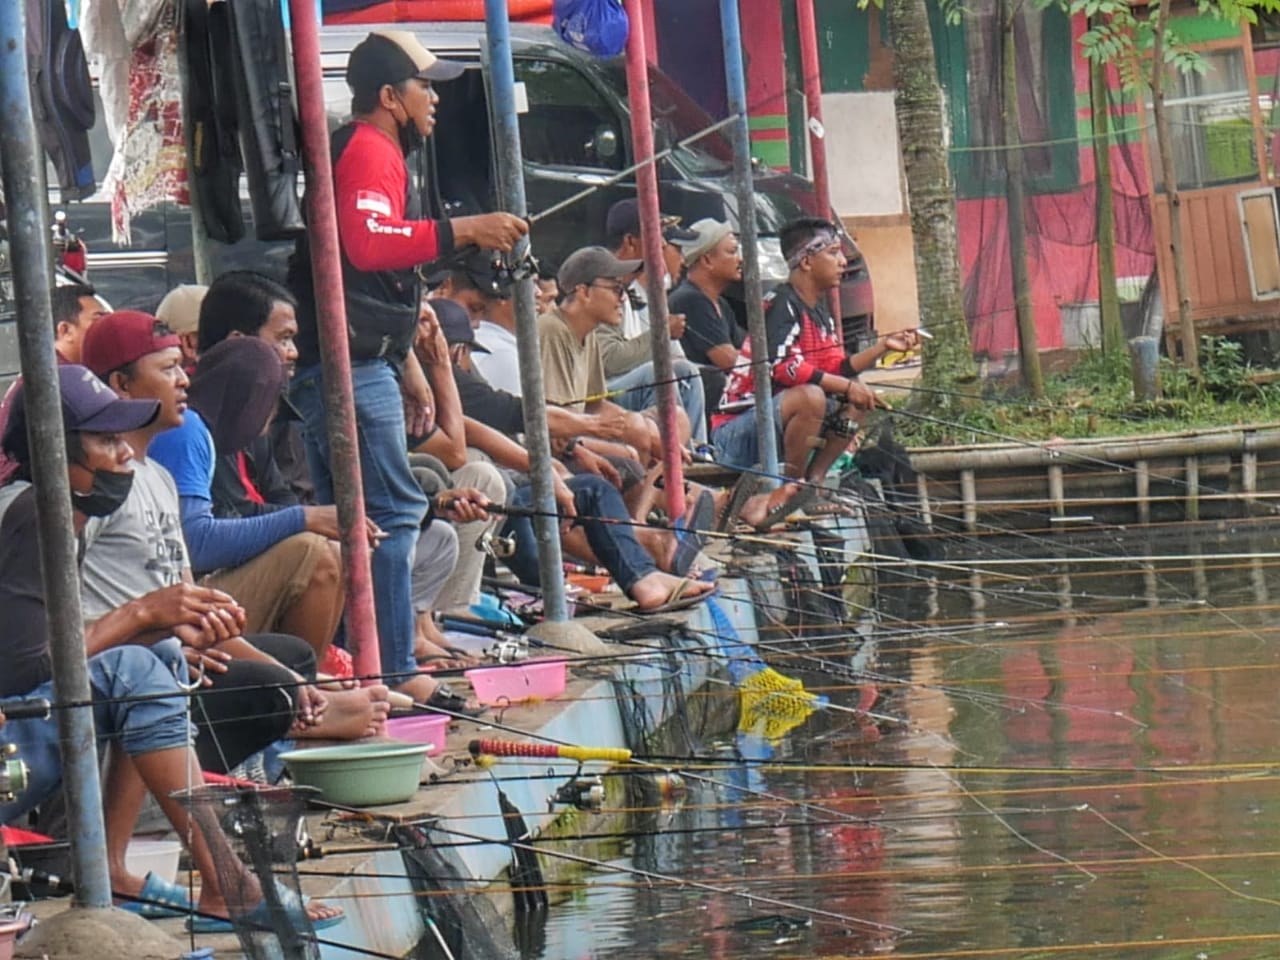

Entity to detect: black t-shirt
[671,279,743,365]
[0,487,55,696]
[455,363,526,436]
[671,279,743,414]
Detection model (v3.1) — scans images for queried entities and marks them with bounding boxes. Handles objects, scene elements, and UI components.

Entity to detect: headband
[786,228,840,269]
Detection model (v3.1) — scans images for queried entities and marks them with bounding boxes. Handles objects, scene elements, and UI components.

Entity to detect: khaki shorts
[204,532,332,634]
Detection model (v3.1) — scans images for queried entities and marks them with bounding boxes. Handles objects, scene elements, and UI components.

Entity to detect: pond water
[524,526,1280,959]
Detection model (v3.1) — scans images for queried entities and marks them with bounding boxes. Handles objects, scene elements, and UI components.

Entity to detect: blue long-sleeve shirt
[149,409,306,575]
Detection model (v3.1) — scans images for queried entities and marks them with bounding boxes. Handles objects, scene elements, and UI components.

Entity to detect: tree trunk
[1150,0,1199,374]
[887,0,976,403]
[1002,0,1043,397]
[1090,43,1124,356]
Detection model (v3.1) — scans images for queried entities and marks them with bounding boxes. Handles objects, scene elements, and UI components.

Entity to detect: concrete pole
[287,0,381,680]
[623,0,685,522]
[484,0,568,621]
[0,0,112,908]
[721,0,780,485]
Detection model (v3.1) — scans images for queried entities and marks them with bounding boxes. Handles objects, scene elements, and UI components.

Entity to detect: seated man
[155,282,206,374]
[0,365,343,929]
[600,199,707,444]
[711,218,918,481]
[83,315,345,660]
[436,252,525,396]
[541,247,692,467]
[77,313,389,735]
[671,218,745,417]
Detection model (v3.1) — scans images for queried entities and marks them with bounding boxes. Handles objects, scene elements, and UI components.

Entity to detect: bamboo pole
[1185,455,1200,521]
[960,468,977,532]
[1136,459,1151,525]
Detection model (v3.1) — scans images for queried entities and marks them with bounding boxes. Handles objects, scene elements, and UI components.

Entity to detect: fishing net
[174,784,318,960]
[395,823,520,960]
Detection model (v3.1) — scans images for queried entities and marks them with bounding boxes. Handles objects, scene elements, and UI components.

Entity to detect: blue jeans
[291,361,429,682]
[503,475,656,593]
[607,358,707,443]
[710,393,787,470]
[0,644,193,825]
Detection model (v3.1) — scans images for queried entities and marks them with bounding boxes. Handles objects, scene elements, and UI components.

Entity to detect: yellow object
[737,667,822,741]
[557,745,633,763]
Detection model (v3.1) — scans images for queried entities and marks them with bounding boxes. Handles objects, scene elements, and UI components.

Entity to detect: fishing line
[426,820,910,935]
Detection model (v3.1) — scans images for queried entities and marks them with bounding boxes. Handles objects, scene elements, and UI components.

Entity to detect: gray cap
[678,218,734,266]
[556,246,642,293]
[155,284,208,336]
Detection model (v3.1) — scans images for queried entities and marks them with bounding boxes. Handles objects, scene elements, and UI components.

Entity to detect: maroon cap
[81,310,181,378]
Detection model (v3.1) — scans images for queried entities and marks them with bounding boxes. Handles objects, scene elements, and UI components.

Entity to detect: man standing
[670,218,745,416]
[288,31,522,708]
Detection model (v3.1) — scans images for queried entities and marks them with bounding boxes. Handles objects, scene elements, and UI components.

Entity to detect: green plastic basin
[279,742,430,807]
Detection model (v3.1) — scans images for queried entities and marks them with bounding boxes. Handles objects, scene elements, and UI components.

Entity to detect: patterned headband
[786,228,840,269]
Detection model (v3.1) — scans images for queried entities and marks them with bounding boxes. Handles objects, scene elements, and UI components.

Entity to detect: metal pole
[0,0,111,908]
[175,1,213,285]
[721,0,780,485]
[287,0,381,680]
[623,0,685,522]
[484,0,568,622]
[794,0,842,337]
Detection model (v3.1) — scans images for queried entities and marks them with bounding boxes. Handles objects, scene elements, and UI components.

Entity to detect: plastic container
[464,658,568,706]
[386,714,450,757]
[124,838,181,886]
[279,743,430,807]
[0,916,30,960]
[567,572,611,593]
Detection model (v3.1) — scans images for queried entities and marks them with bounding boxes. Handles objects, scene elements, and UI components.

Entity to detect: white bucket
[124,838,181,885]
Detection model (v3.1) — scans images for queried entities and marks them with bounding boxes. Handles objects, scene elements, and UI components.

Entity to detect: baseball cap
[678,218,735,266]
[346,31,465,96]
[432,298,490,353]
[604,199,698,245]
[2,364,160,463]
[81,310,181,378]
[557,247,642,293]
[155,284,208,336]
[454,249,515,300]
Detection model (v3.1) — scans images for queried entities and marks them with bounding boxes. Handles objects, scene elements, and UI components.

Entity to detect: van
[0,22,874,384]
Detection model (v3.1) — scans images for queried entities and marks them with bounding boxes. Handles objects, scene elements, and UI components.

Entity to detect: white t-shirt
[621,280,685,358]
[473,321,524,397]
[80,456,188,621]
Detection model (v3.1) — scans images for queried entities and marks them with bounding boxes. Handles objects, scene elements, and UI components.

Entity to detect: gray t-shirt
[80,456,188,621]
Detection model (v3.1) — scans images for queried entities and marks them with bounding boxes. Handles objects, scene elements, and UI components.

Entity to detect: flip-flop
[186,883,345,934]
[117,872,194,919]
[671,490,715,577]
[755,484,822,531]
[634,579,718,616]
[425,682,488,718]
[716,472,763,533]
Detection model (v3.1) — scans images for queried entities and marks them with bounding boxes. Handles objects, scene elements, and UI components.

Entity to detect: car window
[513,58,622,171]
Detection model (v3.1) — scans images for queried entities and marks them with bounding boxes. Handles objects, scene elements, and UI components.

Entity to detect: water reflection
[526,533,1280,959]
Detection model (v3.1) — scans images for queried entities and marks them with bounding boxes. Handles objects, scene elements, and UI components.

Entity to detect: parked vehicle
[0,21,875,387]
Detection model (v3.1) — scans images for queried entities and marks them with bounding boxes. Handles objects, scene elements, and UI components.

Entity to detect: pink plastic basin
[386,714,449,757]
[464,659,567,706]
[0,919,27,960]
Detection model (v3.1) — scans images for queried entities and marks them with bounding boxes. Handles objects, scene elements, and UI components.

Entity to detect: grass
[893,338,1280,447]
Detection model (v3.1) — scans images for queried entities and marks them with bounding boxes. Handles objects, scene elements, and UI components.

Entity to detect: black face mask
[71,469,134,518]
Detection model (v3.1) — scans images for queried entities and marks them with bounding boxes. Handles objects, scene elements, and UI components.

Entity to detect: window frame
[511,54,629,174]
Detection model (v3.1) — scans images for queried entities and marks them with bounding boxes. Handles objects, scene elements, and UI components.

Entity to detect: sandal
[117,872,193,919]
[716,472,763,533]
[186,883,344,935]
[425,682,487,718]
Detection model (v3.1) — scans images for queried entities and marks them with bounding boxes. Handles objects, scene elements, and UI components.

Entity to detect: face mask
[395,95,422,156]
[71,468,134,517]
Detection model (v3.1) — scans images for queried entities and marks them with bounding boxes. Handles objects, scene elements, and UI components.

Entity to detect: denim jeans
[607,358,708,443]
[291,360,429,682]
[503,474,656,593]
[710,392,787,470]
[0,644,193,825]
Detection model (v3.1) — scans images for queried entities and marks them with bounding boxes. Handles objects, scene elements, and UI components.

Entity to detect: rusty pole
[623,0,686,521]
[286,0,380,681]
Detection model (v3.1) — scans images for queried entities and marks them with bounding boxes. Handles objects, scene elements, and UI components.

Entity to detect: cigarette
[916,329,934,340]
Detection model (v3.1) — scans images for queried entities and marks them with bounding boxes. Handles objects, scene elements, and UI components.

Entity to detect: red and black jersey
[713,283,848,427]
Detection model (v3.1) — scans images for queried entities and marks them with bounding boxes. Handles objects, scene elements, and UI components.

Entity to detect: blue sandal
[186,883,344,935]
[117,872,194,919]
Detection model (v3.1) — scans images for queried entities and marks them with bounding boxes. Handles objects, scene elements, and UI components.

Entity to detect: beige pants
[434,456,507,613]
[204,532,330,633]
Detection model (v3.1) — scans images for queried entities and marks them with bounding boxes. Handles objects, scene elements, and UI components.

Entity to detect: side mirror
[587,125,620,162]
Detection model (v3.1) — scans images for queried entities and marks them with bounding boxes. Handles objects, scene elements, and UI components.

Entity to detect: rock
[15,906,182,960]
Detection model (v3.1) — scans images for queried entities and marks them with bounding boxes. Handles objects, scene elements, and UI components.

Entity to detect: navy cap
[605,199,698,245]
[433,298,490,353]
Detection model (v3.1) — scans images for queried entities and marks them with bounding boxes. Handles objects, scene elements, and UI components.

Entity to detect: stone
[15,906,182,960]
[526,620,611,658]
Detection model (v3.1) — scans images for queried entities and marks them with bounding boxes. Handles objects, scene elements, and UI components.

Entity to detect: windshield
[603,61,734,176]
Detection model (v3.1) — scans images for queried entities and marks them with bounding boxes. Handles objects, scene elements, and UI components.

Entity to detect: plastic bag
[554,0,629,57]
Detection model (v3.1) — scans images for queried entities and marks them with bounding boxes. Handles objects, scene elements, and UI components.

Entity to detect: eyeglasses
[590,280,628,298]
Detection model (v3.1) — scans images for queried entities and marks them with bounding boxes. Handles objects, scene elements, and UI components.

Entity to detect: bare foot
[414,610,446,660]
[629,571,716,611]
[296,685,390,740]
[393,674,483,714]
[738,482,802,528]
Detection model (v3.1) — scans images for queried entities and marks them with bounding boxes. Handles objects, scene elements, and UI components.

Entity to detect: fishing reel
[490,634,530,665]
[823,407,861,440]
[0,698,48,804]
[549,767,605,814]
[476,527,517,559]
